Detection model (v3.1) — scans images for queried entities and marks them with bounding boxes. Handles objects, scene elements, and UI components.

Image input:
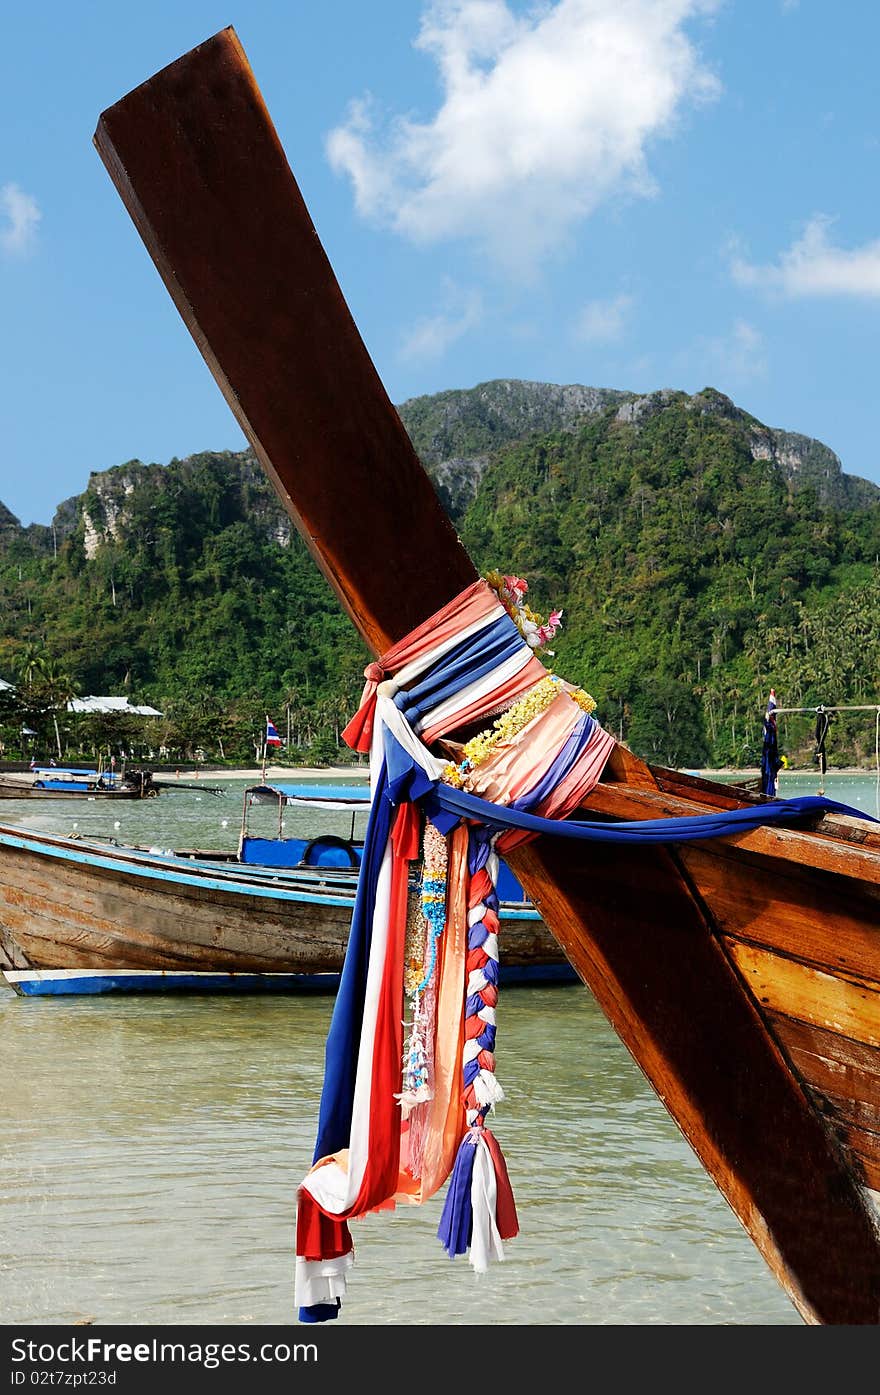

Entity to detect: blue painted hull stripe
[0,830,542,917]
[0,830,358,905]
[5,964,578,995]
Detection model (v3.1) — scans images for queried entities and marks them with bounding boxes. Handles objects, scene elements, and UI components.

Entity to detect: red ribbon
[341,662,385,753]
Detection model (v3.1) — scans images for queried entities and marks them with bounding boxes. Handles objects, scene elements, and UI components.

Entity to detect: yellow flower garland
[441,674,597,785]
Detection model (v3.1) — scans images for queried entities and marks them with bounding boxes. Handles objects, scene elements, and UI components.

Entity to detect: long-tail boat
[0,780,565,995]
[0,765,157,799]
[90,29,880,1324]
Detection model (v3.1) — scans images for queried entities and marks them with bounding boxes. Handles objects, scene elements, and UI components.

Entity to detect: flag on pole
[265,716,283,748]
[760,689,782,796]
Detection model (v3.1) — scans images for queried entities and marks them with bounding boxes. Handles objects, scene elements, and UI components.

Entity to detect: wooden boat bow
[94,28,880,1324]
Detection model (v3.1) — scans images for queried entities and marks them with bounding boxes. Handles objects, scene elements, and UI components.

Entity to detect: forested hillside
[1,381,878,769]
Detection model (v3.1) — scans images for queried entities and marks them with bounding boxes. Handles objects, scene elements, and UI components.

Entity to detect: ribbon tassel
[437,1126,519,1270]
[438,1130,479,1260]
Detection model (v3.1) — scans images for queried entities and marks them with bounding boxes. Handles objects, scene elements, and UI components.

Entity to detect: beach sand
[186,764,368,782]
[0,763,369,787]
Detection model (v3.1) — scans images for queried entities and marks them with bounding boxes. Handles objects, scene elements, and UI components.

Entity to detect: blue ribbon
[437,1134,478,1258]
[394,614,524,731]
[422,778,875,843]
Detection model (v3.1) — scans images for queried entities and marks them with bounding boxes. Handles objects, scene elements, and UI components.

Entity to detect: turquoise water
[2,767,876,854]
[0,771,876,1327]
[775,766,880,820]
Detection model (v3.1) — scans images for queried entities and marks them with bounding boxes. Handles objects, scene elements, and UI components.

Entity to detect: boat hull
[0,823,575,989]
[0,781,153,800]
[0,786,149,797]
[4,962,577,996]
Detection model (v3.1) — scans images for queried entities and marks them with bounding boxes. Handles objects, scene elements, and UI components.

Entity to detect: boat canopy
[32,767,97,779]
[246,783,370,809]
[67,696,163,716]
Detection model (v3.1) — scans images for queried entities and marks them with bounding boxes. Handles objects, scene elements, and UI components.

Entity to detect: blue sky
[2,1,879,527]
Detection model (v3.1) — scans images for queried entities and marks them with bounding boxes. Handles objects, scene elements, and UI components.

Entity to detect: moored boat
[0,813,575,996]
[0,765,157,800]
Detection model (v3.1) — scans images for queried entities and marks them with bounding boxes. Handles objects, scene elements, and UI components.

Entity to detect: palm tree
[40,660,78,760]
[17,645,46,693]
[16,646,47,753]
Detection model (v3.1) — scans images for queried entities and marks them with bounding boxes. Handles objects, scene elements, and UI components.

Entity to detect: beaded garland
[416,821,448,994]
[399,820,449,1117]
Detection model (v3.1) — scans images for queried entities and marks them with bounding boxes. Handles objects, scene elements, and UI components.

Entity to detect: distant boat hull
[0,823,575,994]
[0,780,152,800]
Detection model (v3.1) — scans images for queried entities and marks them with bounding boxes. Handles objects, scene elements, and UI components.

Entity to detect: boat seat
[297,835,360,869]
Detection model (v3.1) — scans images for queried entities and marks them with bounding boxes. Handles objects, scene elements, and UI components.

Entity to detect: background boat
[0,765,157,800]
[0,778,575,996]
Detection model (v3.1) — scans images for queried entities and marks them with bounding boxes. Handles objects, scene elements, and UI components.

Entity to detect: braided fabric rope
[463,840,502,1125]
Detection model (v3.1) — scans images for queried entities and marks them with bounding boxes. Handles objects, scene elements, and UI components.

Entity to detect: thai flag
[265,717,283,748]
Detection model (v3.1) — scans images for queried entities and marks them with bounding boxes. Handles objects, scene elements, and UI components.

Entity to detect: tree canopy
[1,384,877,769]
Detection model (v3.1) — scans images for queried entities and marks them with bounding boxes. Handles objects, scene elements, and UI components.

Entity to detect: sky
[1,0,879,527]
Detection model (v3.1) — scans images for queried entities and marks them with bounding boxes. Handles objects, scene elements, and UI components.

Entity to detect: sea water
[0,771,876,1326]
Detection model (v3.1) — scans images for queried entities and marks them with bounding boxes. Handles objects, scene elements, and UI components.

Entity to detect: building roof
[67,696,164,717]
[0,681,162,716]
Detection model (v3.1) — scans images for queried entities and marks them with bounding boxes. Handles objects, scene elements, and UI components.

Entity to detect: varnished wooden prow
[94,27,475,656]
[94,27,880,1324]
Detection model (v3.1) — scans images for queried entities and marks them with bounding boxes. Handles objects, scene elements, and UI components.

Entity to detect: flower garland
[398,821,449,1124]
[442,674,597,787]
[483,570,563,654]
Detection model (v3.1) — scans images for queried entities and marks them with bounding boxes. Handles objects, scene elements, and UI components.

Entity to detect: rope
[437,828,517,1266]
[462,837,502,1127]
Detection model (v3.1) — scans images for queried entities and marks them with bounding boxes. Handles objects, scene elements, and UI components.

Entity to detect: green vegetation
[1,383,877,770]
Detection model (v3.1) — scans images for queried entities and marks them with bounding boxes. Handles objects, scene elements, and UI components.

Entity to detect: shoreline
[164,764,370,782]
[699,765,877,777]
[202,764,369,781]
[194,763,879,783]
[2,762,874,787]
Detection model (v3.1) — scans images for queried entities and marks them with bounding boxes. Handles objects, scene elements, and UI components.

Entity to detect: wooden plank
[653,767,765,808]
[835,1120,880,1163]
[852,1155,880,1193]
[682,843,880,983]
[728,942,880,1048]
[806,1086,880,1134]
[587,782,880,884]
[654,769,880,850]
[93,27,880,1325]
[842,1125,880,1192]
[770,1014,880,1104]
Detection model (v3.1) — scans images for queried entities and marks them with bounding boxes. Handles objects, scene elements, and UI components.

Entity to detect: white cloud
[327,0,720,271]
[732,216,880,299]
[0,183,41,255]
[573,292,633,343]
[399,282,484,359]
[701,318,766,382]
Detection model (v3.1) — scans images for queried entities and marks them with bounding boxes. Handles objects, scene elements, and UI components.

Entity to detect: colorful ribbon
[295,578,874,1323]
